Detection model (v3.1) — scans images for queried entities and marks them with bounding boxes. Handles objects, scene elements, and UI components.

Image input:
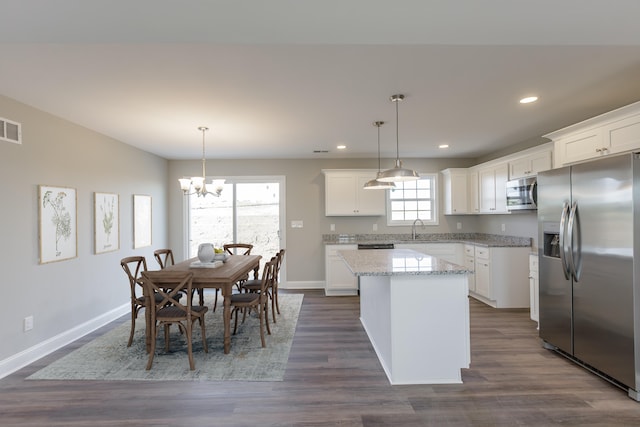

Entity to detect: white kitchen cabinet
[464,244,475,294]
[547,101,640,167]
[325,244,358,296]
[553,127,604,166]
[323,170,386,216]
[529,253,539,326]
[467,170,480,214]
[508,149,552,180]
[603,113,640,154]
[479,163,509,213]
[469,246,530,308]
[441,168,468,215]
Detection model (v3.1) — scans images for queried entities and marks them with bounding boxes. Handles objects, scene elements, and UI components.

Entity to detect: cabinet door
[555,128,604,165]
[529,254,539,323]
[325,245,358,295]
[494,163,509,213]
[475,259,491,299]
[468,171,480,214]
[509,150,552,179]
[604,114,640,155]
[479,168,496,213]
[355,174,386,215]
[325,175,357,215]
[447,172,468,214]
[465,255,475,293]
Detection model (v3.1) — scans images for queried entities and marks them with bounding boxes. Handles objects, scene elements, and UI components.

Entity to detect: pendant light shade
[364,121,396,190]
[377,94,420,182]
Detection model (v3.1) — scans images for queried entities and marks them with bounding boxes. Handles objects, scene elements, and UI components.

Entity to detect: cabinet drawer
[464,244,475,256]
[475,246,490,260]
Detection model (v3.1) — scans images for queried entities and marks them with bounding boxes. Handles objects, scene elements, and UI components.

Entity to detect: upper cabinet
[508,148,552,180]
[547,101,640,167]
[478,162,509,214]
[441,168,469,214]
[323,170,386,216]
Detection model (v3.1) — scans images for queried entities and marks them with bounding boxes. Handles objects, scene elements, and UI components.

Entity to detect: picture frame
[133,194,152,248]
[94,192,120,254]
[39,185,77,264]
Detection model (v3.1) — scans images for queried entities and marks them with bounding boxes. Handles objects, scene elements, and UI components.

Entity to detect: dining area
[120,243,286,371]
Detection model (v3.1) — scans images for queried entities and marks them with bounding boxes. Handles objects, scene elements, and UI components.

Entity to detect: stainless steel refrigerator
[538,153,640,401]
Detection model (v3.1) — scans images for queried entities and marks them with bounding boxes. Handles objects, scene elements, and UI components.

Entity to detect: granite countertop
[323,232,531,248]
[338,248,470,276]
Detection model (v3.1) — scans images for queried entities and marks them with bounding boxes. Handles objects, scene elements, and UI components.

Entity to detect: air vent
[313,149,329,153]
[0,117,22,145]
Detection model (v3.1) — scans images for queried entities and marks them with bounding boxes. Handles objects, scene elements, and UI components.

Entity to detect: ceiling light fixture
[377,94,420,182]
[520,96,538,104]
[364,121,396,190]
[439,144,450,149]
[178,126,225,197]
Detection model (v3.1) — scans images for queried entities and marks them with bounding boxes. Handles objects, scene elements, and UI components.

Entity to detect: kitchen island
[339,248,470,385]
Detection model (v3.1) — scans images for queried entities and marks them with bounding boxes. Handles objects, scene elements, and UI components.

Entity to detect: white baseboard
[0,303,129,380]
[279,280,324,290]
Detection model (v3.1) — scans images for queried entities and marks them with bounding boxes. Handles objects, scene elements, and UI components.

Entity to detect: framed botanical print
[94,192,120,254]
[39,185,77,264]
[133,194,152,248]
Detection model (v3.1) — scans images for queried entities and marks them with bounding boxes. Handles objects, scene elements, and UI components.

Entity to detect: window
[386,174,438,226]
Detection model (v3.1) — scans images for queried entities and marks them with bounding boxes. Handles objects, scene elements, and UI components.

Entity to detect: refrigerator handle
[567,201,582,282]
[559,202,571,280]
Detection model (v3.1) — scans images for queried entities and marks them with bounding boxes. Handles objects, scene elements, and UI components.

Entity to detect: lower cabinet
[469,246,530,308]
[529,253,539,326]
[464,244,476,293]
[325,244,358,296]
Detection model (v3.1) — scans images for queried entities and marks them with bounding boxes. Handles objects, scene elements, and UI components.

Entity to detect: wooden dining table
[160,254,262,354]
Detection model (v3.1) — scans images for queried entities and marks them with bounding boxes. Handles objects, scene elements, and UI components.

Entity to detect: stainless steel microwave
[506,176,537,211]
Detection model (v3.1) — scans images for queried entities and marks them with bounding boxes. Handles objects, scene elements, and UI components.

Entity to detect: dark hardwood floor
[1,290,639,426]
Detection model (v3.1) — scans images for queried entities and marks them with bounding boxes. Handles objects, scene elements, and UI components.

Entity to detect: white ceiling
[2,1,640,160]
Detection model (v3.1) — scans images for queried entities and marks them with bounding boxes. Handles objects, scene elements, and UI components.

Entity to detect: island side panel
[359,275,393,380]
[389,274,470,385]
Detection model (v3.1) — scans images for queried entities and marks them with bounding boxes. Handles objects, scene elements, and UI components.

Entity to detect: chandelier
[178,126,225,197]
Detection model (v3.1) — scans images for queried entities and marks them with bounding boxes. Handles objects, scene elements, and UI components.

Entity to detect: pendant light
[364,121,396,190]
[178,126,225,197]
[377,94,420,182]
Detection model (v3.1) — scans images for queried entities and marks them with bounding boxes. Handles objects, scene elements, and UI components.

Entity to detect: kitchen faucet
[412,218,425,240]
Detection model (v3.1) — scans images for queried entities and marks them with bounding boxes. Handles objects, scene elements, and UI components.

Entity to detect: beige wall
[0,92,540,373]
[169,157,484,284]
[0,95,168,364]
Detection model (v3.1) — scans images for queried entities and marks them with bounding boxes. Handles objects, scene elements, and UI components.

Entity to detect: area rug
[27,293,303,382]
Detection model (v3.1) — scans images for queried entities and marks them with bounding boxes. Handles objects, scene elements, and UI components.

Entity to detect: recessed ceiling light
[519,96,539,104]
[337,145,346,150]
[439,144,449,149]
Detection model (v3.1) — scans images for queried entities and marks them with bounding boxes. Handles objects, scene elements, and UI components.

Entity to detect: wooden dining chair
[213,243,254,312]
[140,270,208,371]
[155,248,205,306]
[230,258,275,348]
[242,250,285,323]
[153,248,175,269]
[120,256,150,347]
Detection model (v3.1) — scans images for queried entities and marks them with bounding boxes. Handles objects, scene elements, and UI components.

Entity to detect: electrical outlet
[23,316,33,332]
[501,223,506,232]
[456,222,462,230]
[372,224,378,231]
[330,224,335,231]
